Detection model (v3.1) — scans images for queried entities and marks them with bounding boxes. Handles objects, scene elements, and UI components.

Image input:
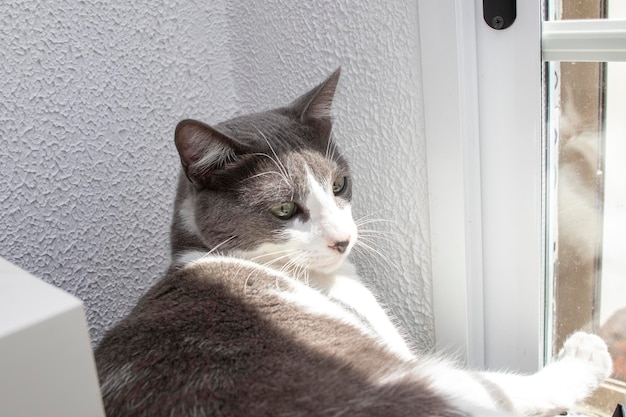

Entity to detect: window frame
[418,0,486,369]
[420,0,626,411]
[543,19,626,62]
[419,0,544,372]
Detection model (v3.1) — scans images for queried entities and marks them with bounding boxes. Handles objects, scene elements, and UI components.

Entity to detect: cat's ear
[174,119,248,185]
[291,68,340,129]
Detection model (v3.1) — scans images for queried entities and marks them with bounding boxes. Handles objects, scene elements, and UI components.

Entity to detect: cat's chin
[310,262,343,275]
[308,252,351,275]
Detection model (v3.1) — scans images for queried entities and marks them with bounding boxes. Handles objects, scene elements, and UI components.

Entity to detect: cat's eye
[270,202,297,220]
[332,176,347,195]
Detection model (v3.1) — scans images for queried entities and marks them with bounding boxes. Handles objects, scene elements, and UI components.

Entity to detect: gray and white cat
[95,70,612,417]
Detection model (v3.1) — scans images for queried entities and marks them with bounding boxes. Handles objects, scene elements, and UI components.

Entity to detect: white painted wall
[0,0,238,343]
[0,1,433,348]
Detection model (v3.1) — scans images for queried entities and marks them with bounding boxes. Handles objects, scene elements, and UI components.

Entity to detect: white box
[0,257,105,417]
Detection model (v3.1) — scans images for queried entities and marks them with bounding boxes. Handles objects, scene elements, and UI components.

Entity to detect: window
[419,0,626,414]
[545,0,626,413]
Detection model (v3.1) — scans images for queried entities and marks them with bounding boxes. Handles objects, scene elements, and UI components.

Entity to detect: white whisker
[354,238,398,272]
[196,236,238,260]
[245,171,292,182]
[354,213,396,228]
[253,127,292,184]
[280,252,311,285]
[250,152,292,188]
[249,249,299,264]
[243,266,259,295]
[242,248,302,295]
[325,125,338,161]
[358,230,399,245]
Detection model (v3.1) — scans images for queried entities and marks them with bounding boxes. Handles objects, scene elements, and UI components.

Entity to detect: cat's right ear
[174,119,247,186]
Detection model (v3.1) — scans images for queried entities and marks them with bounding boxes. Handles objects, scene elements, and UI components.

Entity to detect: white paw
[557,332,613,384]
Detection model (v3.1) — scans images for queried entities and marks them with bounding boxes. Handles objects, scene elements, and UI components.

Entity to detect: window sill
[582,379,626,417]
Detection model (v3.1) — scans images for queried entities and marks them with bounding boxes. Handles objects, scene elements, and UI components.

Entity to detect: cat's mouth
[301,238,357,274]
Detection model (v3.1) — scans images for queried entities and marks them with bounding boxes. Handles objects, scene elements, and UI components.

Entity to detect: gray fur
[95,70,462,417]
[96,260,461,417]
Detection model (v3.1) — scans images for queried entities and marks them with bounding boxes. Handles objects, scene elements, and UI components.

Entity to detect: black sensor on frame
[483,0,516,30]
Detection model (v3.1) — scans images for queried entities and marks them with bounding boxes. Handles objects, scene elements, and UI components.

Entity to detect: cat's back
[95,256,458,417]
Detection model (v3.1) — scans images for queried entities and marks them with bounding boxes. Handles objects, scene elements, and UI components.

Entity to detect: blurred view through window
[545,0,626,412]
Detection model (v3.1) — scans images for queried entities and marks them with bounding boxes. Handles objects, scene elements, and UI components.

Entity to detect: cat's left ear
[291,68,341,134]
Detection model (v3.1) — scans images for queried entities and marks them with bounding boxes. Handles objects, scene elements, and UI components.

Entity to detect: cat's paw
[490,333,612,416]
[557,332,613,385]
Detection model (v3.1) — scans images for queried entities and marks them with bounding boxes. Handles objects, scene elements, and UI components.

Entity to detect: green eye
[270,202,297,220]
[332,176,347,195]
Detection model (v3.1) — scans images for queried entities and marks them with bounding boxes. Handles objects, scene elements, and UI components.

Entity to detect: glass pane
[599,61,626,381]
[546,60,605,354]
[547,0,606,20]
[548,0,625,20]
[546,59,626,404]
[545,0,626,412]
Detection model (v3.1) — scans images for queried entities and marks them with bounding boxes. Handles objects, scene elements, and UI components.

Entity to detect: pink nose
[328,239,350,254]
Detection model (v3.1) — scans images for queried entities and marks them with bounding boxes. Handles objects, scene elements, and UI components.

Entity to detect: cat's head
[171,69,357,275]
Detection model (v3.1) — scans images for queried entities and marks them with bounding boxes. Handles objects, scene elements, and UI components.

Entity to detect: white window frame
[543,19,626,62]
[419,0,544,371]
[420,0,626,374]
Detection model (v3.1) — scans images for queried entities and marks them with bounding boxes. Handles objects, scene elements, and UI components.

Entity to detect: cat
[94,69,612,417]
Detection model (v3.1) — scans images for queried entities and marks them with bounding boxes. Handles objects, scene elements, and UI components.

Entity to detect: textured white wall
[1,1,433,348]
[0,0,239,343]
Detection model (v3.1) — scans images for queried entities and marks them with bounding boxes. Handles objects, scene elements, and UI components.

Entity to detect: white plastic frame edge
[543,19,626,62]
[418,0,486,368]
[419,0,544,372]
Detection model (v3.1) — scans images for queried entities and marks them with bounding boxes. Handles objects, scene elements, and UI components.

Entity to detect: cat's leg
[414,333,611,416]
[474,332,612,416]
[325,271,416,361]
